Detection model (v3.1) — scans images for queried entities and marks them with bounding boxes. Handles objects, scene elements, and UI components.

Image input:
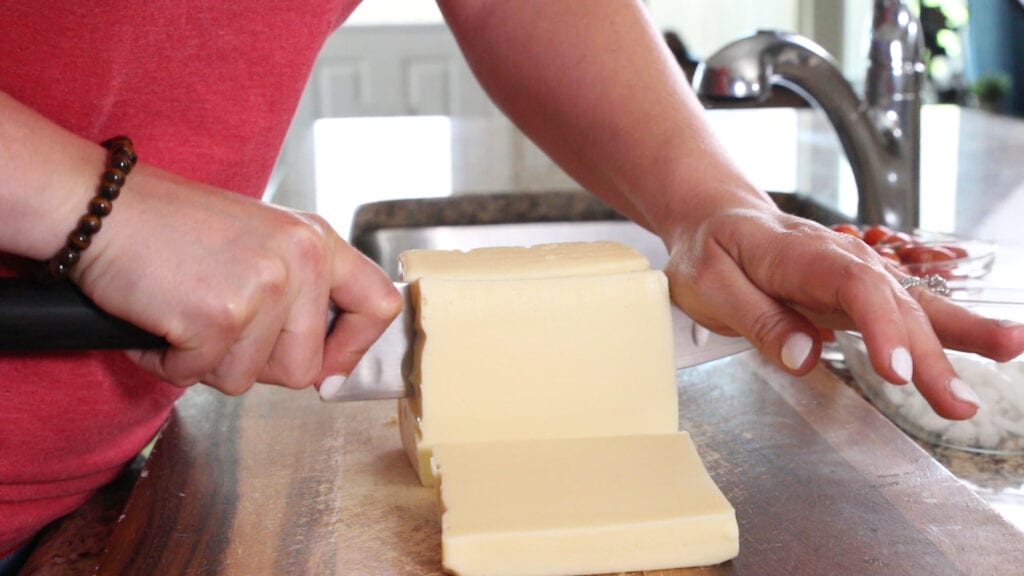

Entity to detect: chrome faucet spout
[694,0,924,230]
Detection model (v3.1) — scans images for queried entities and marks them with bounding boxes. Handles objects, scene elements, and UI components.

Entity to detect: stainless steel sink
[351,191,847,278]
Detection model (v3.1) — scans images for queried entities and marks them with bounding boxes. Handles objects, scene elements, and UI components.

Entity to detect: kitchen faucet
[694,0,924,230]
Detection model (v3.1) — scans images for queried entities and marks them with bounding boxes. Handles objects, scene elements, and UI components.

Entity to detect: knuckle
[786,218,823,234]
[250,256,290,299]
[835,259,882,294]
[205,297,251,336]
[903,301,931,325]
[670,237,728,288]
[282,220,330,271]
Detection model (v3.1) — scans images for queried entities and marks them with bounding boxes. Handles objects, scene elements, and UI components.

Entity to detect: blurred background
[291,0,1022,119]
[265,0,1024,244]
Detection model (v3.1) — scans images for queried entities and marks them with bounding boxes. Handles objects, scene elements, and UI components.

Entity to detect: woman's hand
[662,205,1024,420]
[72,162,402,396]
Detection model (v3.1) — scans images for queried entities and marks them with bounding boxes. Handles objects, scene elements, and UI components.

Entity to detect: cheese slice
[398,246,678,486]
[431,433,739,576]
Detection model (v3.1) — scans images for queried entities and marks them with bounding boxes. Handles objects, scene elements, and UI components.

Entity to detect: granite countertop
[825,359,1024,529]
[22,358,1023,574]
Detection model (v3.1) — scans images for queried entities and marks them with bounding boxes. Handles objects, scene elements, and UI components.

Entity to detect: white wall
[645,0,803,58]
[645,0,868,81]
[841,0,876,81]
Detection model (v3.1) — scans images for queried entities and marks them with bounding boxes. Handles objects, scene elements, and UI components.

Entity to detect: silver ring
[899,274,950,296]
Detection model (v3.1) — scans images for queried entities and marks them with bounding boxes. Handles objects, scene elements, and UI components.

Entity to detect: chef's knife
[0,279,752,401]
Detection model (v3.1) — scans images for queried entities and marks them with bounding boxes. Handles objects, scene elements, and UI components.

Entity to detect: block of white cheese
[431,432,740,576]
[398,242,678,486]
[399,240,651,281]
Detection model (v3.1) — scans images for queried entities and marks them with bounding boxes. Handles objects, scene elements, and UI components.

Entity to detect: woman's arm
[438,1,768,234]
[438,0,1024,419]
[0,91,103,260]
[0,90,401,394]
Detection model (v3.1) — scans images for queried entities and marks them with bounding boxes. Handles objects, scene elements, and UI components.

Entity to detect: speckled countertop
[825,360,1024,530]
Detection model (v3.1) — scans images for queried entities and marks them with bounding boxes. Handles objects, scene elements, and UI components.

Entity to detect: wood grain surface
[96,352,1024,575]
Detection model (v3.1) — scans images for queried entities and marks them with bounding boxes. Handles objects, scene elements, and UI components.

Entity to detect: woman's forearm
[0,90,107,260]
[438,0,773,240]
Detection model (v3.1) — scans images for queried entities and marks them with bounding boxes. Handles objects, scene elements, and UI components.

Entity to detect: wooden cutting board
[96,352,1024,575]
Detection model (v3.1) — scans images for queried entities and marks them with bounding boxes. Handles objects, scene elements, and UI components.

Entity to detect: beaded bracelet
[42,136,138,281]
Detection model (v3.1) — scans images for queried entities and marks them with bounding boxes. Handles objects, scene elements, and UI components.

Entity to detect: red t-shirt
[0,1,360,555]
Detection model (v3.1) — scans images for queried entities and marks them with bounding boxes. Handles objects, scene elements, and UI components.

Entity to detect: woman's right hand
[71,160,403,396]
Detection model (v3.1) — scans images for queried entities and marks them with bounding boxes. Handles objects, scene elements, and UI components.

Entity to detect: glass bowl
[835,301,1024,455]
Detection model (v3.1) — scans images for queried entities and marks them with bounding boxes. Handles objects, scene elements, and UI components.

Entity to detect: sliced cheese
[431,433,739,576]
[398,266,678,486]
[399,240,650,281]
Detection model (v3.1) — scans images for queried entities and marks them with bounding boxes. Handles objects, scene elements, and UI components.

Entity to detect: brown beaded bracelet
[41,136,138,280]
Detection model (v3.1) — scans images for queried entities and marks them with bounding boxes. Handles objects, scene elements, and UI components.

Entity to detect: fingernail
[781,332,813,371]
[948,377,980,408]
[891,346,913,382]
[318,374,347,401]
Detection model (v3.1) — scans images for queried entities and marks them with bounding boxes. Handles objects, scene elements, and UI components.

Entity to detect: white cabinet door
[311,24,498,118]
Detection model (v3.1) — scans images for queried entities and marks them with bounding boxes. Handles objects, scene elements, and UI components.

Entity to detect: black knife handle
[0,277,166,350]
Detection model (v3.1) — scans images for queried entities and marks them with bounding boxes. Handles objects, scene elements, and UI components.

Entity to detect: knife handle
[0,277,166,350]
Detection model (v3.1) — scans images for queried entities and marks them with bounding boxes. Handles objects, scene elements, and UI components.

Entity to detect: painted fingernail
[781,332,813,371]
[948,377,980,408]
[318,374,347,401]
[891,346,913,383]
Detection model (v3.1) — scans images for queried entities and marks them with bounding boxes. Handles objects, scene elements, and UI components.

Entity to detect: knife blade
[0,278,752,401]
